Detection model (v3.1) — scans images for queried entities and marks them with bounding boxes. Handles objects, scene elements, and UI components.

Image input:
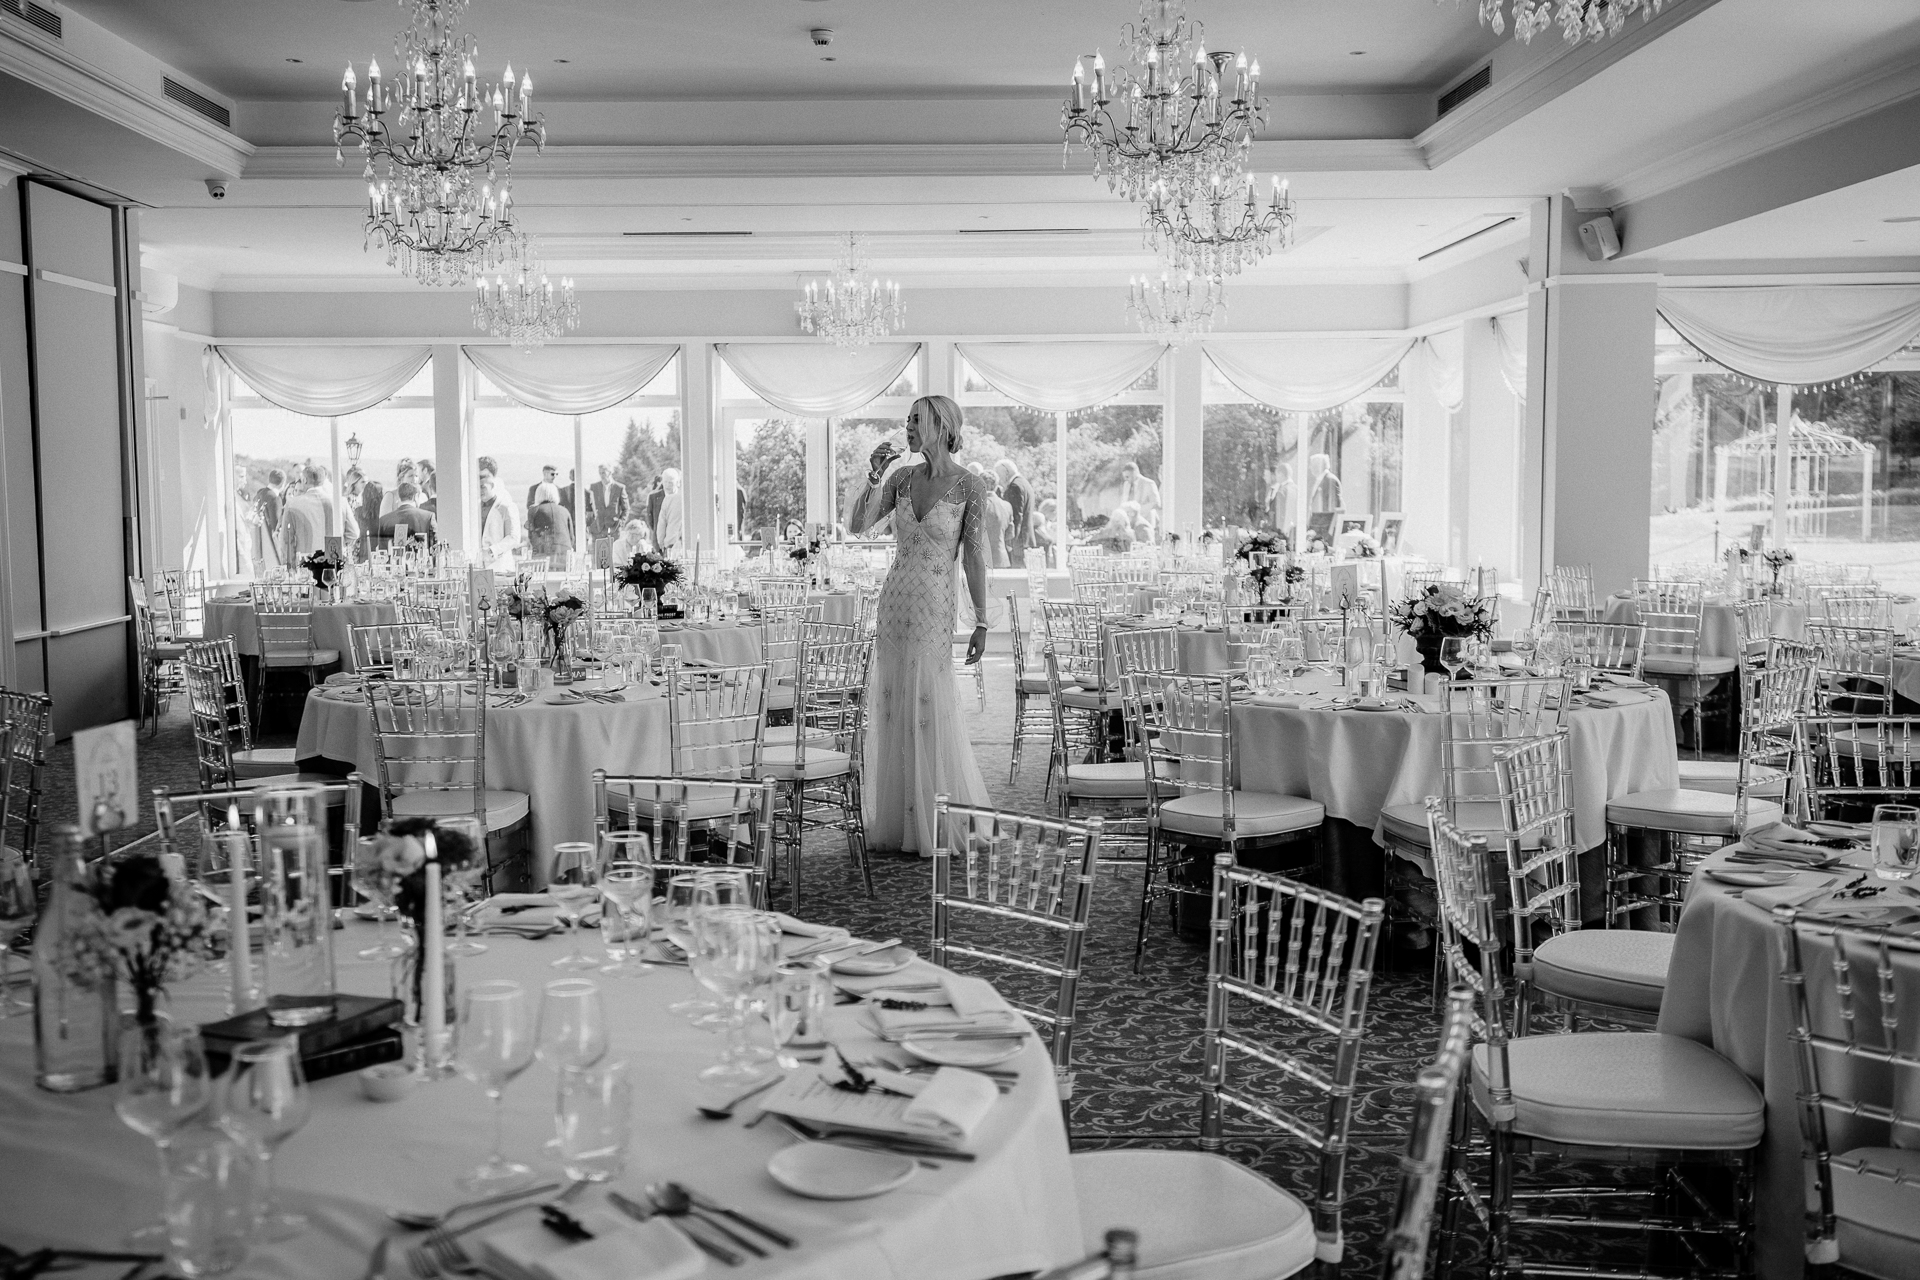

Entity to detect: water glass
[600,859,653,977]
[534,978,609,1075]
[768,962,832,1067]
[692,907,780,1088]
[555,1060,632,1183]
[1245,653,1275,695]
[1872,804,1920,880]
[117,1020,213,1249]
[160,1127,259,1277]
[549,842,601,971]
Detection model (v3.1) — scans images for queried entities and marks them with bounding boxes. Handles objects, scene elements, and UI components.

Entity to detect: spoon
[387,1181,560,1230]
[696,1073,782,1120]
[644,1184,769,1258]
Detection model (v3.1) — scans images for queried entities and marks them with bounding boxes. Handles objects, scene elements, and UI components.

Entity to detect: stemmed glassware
[454,980,537,1190]
[1275,636,1306,696]
[438,816,488,958]
[691,906,780,1089]
[0,848,36,1017]
[216,1037,311,1241]
[350,838,409,961]
[116,1021,213,1248]
[535,979,609,1077]
[599,832,653,977]
[548,842,602,971]
[1438,636,1469,684]
[1511,626,1538,674]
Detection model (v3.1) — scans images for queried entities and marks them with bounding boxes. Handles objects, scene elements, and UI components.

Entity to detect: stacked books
[199,993,404,1080]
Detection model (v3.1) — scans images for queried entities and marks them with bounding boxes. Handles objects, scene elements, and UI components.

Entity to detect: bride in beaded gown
[847,395,993,855]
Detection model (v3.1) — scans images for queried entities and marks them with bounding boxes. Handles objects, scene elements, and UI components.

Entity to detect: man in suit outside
[994,458,1033,564]
[528,464,559,514]
[478,466,520,571]
[646,476,665,543]
[589,464,628,539]
[376,481,437,549]
[351,468,383,559]
[1118,461,1160,536]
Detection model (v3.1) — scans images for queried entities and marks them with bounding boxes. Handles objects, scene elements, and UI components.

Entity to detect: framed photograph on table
[1376,513,1404,555]
[1338,516,1370,536]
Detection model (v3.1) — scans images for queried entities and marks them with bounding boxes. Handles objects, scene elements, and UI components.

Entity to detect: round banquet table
[0,919,1082,1280]
[294,683,669,883]
[1601,595,1807,661]
[1658,841,1920,1280]
[203,596,399,672]
[1231,672,1679,854]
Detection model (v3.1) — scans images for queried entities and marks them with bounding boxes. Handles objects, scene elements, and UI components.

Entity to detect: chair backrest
[1806,623,1894,714]
[1631,578,1707,665]
[365,678,488,826]
[854,587,880,638]
[753,576,809,610]
[1733,650,1820,828]
[1203,861,1386,1266]
[350,622,431,674]
[789,637,872,770]
[254,581,311,606]
[1033,1230,1139,1280]
[151,774,362,882]
[1793,715,1920,819]
[1438,678,1569,825]
[1731,599,1775,671]
[1130,670,1239,817]
[759,605,811,688]
[1528,587,1553,632]
[1111,625,1181,676]
[254,602,317,665]
[800,620,857,648]
[1007,596,1033,676]
[1548,564,1596,622]
[592,771,776,905]
[1812,590,1892,630]
[1378,985,1476,1280]
[0,689,52,860]
[1490,733,1580,970]
[395,603,440,627]
[1772,909,1920,1267]
[181,656,244,791]
[1423,798,1513,1123]
[1042,601,1107,689]
[666,661,769,780]
[1554,621,1645,678]
[930,797,1102,1076]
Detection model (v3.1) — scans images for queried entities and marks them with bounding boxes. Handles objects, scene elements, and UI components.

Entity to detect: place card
[73,720,137,837]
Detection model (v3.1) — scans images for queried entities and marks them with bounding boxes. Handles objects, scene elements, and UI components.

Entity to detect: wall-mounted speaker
[1578,215,1621,262]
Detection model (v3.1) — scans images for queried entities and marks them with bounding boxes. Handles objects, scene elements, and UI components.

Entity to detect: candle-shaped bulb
[227,802,241,830]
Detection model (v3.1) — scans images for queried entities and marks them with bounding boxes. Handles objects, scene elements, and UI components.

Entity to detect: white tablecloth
[1658,843,1920,1280]
[295,686,669,881]
[204,598,399,672]
[0,921,1082,1280]
[1233,679,1679,851]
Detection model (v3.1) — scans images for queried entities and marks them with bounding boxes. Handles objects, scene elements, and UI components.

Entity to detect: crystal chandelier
[1144,171,1295,277]
[333,0,546,286]
[1457,0,1672,44]
[472,237,579,351]
[1127,269,1224,341]
[1061,0,1264,207]
[794,235,905,348]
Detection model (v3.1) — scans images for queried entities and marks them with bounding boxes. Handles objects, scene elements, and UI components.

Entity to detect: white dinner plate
[1703,868,1799,888]
[767,1141,917,1200]
[544,691,586,705]
[831,944,916,976]
[900,1036,1025,1068]
[1348,700,1398,712]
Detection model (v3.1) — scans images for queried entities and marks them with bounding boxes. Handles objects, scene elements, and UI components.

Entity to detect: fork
[408,1182,583,1277]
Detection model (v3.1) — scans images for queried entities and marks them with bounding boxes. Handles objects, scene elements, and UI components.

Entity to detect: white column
[328,419,343,538]
[1054,410,1070,558]
[572,414,586,560]
[1165,343,1204,541]
[431,345,472,556]
[925,340,954,399]
[1771,385,1793,544]
[805,417,833,529]
[682,343,718,560]
[1462,319,1520,576]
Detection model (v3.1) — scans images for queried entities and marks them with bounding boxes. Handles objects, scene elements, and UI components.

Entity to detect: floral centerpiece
[359,819,479,1018]
[57,852,209,1028]
[299,548,344,590]
[616,550,681,618]
[1762,547,1796,595]
[541,590,586,679]
[1390,583,1495,674]
[787,532,825,568]
[1233,531,1288,601]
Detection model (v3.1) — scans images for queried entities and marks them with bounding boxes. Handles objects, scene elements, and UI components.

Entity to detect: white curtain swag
[716,342,920,418]
[464,344,679,415]
[1657,284,1920,387]
[955,341,1165,413]
[1491,313,1528,400]
[1410,329,1465,415]
[216,345,432,417]
[1203,337,1413,414]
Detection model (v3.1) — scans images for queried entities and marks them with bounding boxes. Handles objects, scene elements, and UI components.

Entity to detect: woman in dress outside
[847,394,992,855]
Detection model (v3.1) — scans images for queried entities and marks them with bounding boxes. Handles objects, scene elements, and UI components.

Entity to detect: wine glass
[453,980,537,1191]
[660,873,711,1018]
[548,842,601,971]
[692,907,779,1089]
[534,979,609,1077]
[1511,626,1538,674]
[216,1037,311,1241]
[116,1021,212,1248]
[349,839,407,961]
[0,847,36,1018]
[1275,636,1306,696]
[436,817,489,958]
[1438,636,1469,684]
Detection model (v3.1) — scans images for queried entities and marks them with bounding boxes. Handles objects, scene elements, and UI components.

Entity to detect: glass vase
[390,941,456,1075]
[32,826,119,1092]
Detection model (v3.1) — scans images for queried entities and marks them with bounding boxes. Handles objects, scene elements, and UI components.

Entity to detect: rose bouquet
[299,548,344,589]
[616,550,682,597]
[58,852,209,1026]
[1233,531,1288,597]
[1389,583,1494,641]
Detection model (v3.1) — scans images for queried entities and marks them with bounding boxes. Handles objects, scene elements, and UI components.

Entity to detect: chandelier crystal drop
[1145,171,1295,278]
[1458,0,1672,44]
[1061,0,1265,207]
[794,235,905,348]
[333,0,546,286]
[472,236,579,351]
[1127,269,1224,342]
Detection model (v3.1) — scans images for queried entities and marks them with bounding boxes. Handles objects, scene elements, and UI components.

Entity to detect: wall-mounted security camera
[205,179,230,200]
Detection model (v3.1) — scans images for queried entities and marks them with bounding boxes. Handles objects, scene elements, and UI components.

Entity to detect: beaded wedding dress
[863,468,992,854]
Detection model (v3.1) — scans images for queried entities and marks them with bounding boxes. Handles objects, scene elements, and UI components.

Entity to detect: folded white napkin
[900,1066,1000,1144]
[771,912,843,939]
[538,1219,706,1280]
[1743,878,1838,912]
[479,1208,639,1280]
[477,890,601,930]
[870,973,1021,1038]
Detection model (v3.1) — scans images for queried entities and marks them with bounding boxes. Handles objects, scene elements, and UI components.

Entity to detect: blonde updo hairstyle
[915,394,966,455]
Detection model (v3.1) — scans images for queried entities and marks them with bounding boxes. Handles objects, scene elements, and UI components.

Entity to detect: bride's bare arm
[848,466,903,536]
[959,475,991,660]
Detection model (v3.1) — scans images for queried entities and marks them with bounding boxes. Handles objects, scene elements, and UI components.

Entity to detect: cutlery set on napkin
[471,891,601,936]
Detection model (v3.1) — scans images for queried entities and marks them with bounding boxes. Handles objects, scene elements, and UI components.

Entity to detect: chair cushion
[1605,788,1782,836]
[1642,655,1739,677]
[391,788,530,831]
[1057,686,1109,711]
[1379,800,1509,849]
[762,723,835,748]
[1158,791,1324,838]
[1018,675,1052,696]
[1065,761,1149,799]
[767,684,796,712]
[1530,930,1672,1014]
[1673,760,1787,798]
[262,648,340,669]
[1471,1031,1764,1150]
[230,747,299,779]
[757,745,852,781]
[606,790,749,823]
[1071,1149,1317,1280]
[151,643,190,661]
[1833,1148,1920,1278]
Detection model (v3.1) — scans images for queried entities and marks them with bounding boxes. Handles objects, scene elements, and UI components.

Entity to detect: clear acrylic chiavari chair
[1632,577,1731,755]
[1377,986,1475,1280]
[1806,622,1895,715]
[592,772,777,910]
[183,637,304,790]
[250,600,339,728]
[0,690,52,875]
[1549,563,1598,623]
[1427,800,1765,1280]
[1068,867,1385,1279]
[349,622,432,676]
[1006,596,1057,790]
[1793,713,1920,823]
[1553,621,1645,679]
[758,635,873,909]
[664,660,769,782]
[1043,601,1113,765]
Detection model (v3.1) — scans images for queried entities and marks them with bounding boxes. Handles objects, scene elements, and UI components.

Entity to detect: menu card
[762,1064,999,1147]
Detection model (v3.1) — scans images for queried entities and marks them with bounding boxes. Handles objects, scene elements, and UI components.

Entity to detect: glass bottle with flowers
[1389,583,1495,675]
[541,590,586,684]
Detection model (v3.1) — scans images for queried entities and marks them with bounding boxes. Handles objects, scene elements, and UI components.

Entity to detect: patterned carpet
[74,657,1507,1273]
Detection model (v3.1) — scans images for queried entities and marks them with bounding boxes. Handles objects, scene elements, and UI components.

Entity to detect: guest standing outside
[526,482,575,559]
[994,458,1032,565]
[376,481,436,549]
[654,468,684,554]
[477,468,520,571]
[590,465,627,539]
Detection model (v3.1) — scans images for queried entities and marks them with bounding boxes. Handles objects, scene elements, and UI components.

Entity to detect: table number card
[1328,562,1361,610]
[73,720,137,837]
[469,567,496,609]
[593,537,612,569]
[324,535,343,561]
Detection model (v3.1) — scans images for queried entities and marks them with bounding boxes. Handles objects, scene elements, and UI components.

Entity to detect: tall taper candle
[422,832,448,1077]
[225,804,259,1014]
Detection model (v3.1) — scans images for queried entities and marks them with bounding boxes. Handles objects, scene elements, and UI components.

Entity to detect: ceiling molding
[1415,0,1717,169]
[244,138,1425,184]
[1606,52,1920,209]
[0,28,253,176]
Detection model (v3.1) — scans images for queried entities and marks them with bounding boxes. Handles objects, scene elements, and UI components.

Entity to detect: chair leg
[841,775,872,898]
[1008,689,1025,784]
[784,782,803,914]
[1435,1085,1471,1280]
[1488,1125,1516,1280]
[1131,828,1157,974]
